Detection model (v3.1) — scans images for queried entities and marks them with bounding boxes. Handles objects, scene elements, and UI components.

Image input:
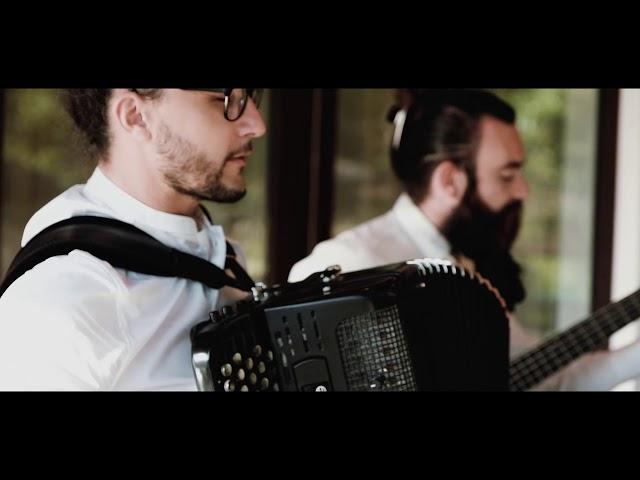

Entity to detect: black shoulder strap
[0,216,255,298]
[199,204,256,290]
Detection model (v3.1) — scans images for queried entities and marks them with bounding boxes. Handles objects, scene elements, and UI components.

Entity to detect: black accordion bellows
[191,259,510,392]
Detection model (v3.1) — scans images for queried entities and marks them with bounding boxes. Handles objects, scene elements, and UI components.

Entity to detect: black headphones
[386,90,449,182]
[386,89,516,182]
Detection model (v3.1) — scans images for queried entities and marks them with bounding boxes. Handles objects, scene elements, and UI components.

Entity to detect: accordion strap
[0,215,255,298]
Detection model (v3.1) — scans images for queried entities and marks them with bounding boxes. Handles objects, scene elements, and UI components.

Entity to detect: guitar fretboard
[510,290,640,391]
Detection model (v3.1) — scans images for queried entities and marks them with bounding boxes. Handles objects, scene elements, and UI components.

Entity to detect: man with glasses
[0,88,266,390]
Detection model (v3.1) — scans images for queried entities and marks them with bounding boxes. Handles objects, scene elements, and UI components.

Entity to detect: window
[332,89,400,236]
[495,89,598,337]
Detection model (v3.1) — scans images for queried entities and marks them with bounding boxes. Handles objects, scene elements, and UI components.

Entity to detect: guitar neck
[509,289,640,391]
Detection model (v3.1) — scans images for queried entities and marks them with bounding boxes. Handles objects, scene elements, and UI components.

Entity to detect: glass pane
[332,89,401,236]
[493,89,598,337]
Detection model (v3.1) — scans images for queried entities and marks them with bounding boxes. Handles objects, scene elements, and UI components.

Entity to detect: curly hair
[63,88,162,160]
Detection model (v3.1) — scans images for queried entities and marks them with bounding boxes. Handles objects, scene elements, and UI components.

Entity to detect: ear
[430,160,469,207]
[111,89,152,142]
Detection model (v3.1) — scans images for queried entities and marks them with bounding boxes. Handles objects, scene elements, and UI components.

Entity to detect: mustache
[500,200,524,218]
[225,141,254,161]
[443,196,524,258]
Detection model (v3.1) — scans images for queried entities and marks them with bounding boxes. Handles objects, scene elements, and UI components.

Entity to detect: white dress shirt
[0,167,244,391]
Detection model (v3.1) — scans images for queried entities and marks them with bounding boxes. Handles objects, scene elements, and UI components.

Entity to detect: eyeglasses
[182,88,264,121]
[129,88,264,122]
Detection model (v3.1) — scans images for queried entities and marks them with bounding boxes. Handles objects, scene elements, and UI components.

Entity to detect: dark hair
[63,89,162,160]
[388,89,516,202]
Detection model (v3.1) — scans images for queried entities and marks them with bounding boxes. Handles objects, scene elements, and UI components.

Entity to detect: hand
[551,337,640,391]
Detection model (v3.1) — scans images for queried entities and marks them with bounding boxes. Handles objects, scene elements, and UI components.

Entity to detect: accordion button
[261,378,270,390]
[267,350,274,362]
[245,358,254,370]
[237,369,246,381]
[240,385,249,392]
[221,364,233,377]
[209,311,223,324]
[249,373,258,385]
[232,353,242,365]
[253,345,263,357]
[223,380,235,392]
[257,362,266,374]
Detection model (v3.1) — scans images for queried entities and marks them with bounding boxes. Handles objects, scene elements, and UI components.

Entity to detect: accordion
[190,259,510,392]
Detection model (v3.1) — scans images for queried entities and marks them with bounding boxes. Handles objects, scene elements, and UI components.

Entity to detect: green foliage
[494,89,567,335]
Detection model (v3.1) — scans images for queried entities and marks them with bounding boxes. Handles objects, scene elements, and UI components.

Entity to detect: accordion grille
[337,305,417,391]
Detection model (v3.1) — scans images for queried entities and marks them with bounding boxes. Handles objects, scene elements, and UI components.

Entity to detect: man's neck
[98,159,201,220]
[415,195,450,233]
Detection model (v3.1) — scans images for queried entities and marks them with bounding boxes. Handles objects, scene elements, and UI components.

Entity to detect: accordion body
[191,259,510,392]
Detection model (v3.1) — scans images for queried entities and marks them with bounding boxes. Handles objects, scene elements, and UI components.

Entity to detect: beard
[442,187,526,312]
[155,122,249,204]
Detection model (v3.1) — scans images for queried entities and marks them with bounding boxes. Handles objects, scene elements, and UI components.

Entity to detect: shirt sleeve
[288,240,369,283]
[0,250,131,391]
